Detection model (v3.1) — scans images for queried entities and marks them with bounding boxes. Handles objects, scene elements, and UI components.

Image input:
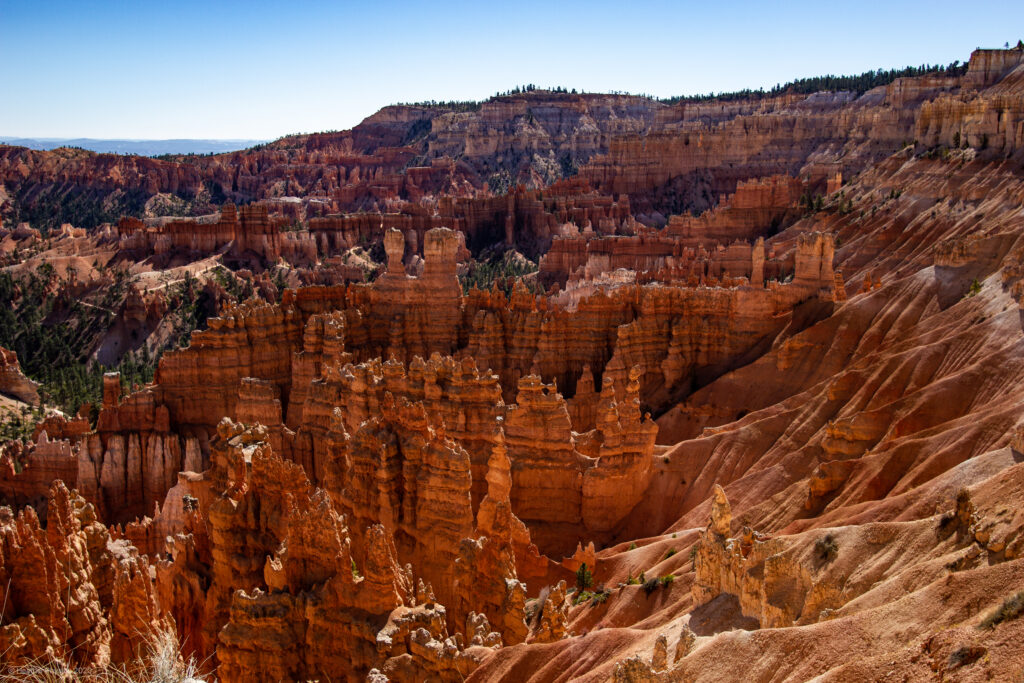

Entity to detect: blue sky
[2,1,1023,140]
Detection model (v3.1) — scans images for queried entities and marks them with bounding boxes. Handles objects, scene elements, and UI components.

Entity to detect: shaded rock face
[505,370,658,555]
[297,353,504,510]
[296,350,658,558]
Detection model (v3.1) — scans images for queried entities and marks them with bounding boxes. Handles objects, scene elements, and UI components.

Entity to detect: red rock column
[102,372,121,408]
[384,228,405,274]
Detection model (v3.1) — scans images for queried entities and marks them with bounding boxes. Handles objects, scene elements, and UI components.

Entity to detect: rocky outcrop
[155,299,305,430]
[0,347,39,404]
[0,481,170,668]
[539,175,804,289]
[962,47,1024,90]
[297,352,658,560]
[374,602,492,682]
[109,547,175,665]
[118,203,285,263]
[453,435,537,645]
[150,418,505,681]
[0,431,77,522]
[665,175,804,245]
[505,371,658,556]
[368,227,464,362]
[0,482,108,666]
[528,579,569,643]
[298,353,503,508]
[332,394,474,612]
[578,78,945,204]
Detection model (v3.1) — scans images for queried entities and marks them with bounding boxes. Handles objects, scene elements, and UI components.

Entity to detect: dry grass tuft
[0,628,204,683]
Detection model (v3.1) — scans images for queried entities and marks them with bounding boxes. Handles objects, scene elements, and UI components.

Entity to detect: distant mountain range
[0,137,267,157]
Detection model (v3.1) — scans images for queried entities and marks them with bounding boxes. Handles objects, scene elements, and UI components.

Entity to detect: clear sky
[2,1,1023,140]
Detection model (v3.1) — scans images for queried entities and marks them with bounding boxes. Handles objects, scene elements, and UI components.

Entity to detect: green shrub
[575,562,593,592]
[459,251,538,295]
[0,405,43,443]
[589,587,611,607]
[978,590,1024,630]
[815,534,839,563]
[0,263,258,415]
[948,645,985,669]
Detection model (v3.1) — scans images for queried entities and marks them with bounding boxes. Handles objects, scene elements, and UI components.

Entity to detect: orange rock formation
[0,347,40,405]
